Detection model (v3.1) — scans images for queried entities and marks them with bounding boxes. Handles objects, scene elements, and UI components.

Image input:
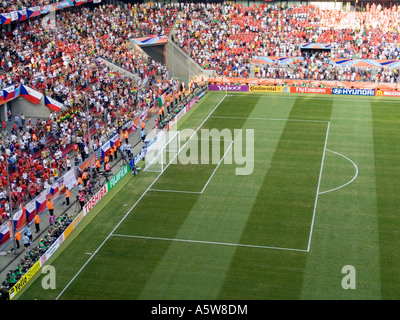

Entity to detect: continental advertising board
[249,86,285,93]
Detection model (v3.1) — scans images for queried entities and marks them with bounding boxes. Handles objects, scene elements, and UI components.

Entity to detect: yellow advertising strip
[249,86,283,93]
[9,260,41,300]
[63,223,74,239]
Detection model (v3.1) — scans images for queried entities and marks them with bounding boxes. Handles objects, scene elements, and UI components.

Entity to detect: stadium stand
[172,2,400,82]
[0,2,179,228]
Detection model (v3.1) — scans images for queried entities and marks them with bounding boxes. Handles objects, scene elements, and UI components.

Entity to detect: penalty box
[147,117,330,252]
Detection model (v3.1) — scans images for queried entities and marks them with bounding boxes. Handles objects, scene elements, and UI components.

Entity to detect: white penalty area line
[307,121,330,252]
[55,93,230,300]
[201,139,234,193]
[148,189,202,194]
[111,234,308,253]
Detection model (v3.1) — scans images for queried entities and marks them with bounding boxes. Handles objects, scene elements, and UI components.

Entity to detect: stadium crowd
[172,2,400,82]
[253,51,400,83]
[0,3,179,225]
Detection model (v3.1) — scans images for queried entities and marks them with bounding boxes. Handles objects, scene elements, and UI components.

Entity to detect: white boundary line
[201,139,234,193]
[306,121,330,252]
[55,93,229,300]
[111,234,308,253]
[318,149,359,195]
[210,115,329,123]
[148,189,202,194]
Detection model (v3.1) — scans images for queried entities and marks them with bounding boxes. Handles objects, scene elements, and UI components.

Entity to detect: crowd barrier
[7,87,208,300]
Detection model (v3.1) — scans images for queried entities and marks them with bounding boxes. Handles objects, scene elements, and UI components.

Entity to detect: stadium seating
[171,2,400,82]
[0,3,178,225]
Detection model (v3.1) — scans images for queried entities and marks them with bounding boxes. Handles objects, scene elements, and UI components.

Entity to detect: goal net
[143,130,181,173]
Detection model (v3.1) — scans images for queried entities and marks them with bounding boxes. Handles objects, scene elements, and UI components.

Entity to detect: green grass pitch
[18,91,400,300]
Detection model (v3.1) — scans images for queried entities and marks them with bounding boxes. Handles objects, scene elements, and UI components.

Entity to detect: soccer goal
[143,130,181,173]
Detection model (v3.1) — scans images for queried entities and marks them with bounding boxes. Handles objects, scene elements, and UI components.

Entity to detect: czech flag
[18,9,27,21]
[35,192,47,214]
[44,95,63,112]
[3,85,20,101]
[20,85,43,104]
[27,6,41,19]
[0,13,11,25]
[110,133,119,147]
[0,222,10,245]
[100,140,111,159]
[49,182,59,196]
[25,201,36,223]
[13,207,27,231]
[20,203,26,216]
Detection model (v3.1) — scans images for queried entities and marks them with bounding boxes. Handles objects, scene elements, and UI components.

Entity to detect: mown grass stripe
[372,101,400,299]
[301,98,382,299]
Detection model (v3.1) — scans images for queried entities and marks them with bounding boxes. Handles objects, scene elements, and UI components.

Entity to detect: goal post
[143,130,181,173]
